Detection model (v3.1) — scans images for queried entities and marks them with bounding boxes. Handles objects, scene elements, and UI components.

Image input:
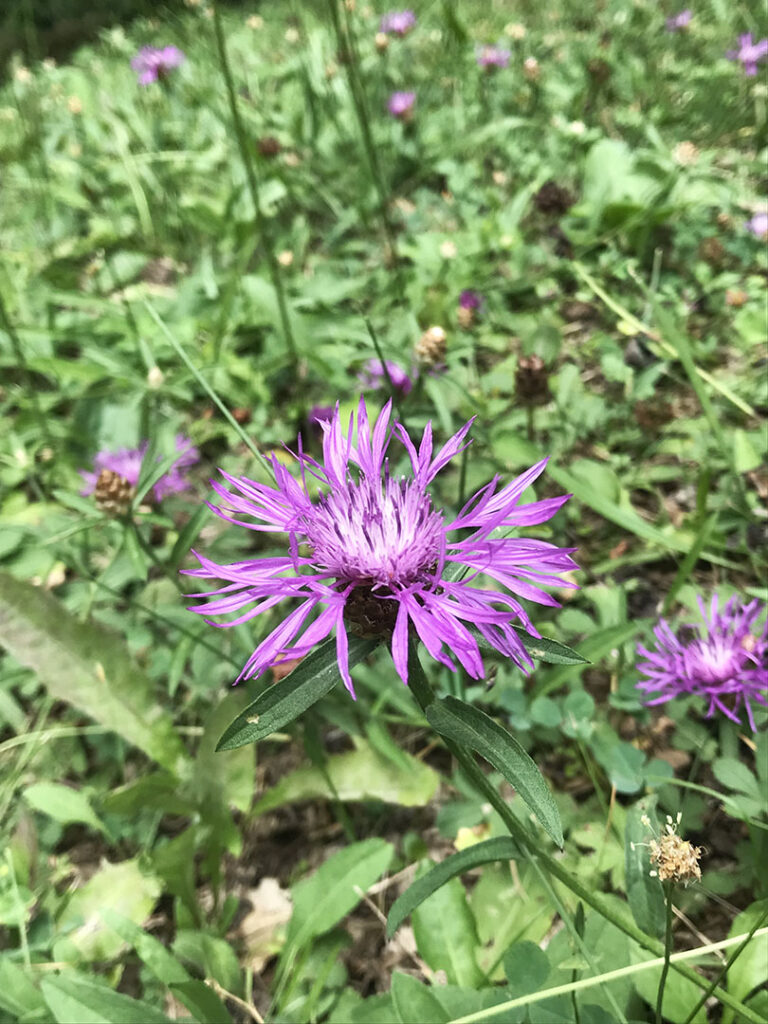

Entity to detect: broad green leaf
[391,973,449,1024]
[217,635,379,750]
[170,981,233,1024]
[100,910,190,986]
[253,739,438,816]
[625,798,665,938]
[722,900,768,1024]
[631,945,707,1023]
[173,932,241,995]
[53,860,161,963]
[24,782,106,835]
[0,573,187,775]
[286,839,394,953]
[194,693,255,814]
[387,838,520,938]
[503,940,550,994]
[712,758,764,802]
[426,696,563,846]
[0,958,47,1019]
[41,974,170,1024]
[412,874,482,987]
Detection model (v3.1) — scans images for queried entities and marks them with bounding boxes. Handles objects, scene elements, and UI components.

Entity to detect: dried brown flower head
[534,180,575,216]
[642,813,702,886]
[416,325,447,365]
[257,136,282,158]
[94,469,134,517]
[515,354,550,406]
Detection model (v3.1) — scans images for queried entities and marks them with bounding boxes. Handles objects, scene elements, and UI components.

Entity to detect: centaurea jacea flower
[637,595,768,730]
[187,400,578,695]
[131,45,185,85]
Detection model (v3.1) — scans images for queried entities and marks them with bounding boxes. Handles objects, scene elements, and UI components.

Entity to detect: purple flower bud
[130,45,185,86]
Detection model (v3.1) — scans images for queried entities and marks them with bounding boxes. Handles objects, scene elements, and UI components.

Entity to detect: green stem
[212,4,299,366]
[656,883,674,1024]
[405,635,761,1023]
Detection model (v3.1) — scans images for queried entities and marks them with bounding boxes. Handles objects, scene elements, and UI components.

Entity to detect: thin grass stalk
[656,882,674,1024]
[211,4,299,366]
[404,635,763,1023]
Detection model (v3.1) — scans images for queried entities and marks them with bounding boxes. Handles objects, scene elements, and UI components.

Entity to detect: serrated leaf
[387,837,520,938]
[0,572,187,775]
[426,697,563,847]
[217,635,379,750]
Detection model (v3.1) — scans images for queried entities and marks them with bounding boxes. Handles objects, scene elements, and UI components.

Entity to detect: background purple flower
[459,290,484,310]
[665,9,692,31]
[388,90,416,119]
[359,358,413,395]
[637,595,768,730]
[131,45,185,85]
[380,10,416,36]
[81,434,198,501]
[726,34,768,75]
[745,211,768,238]
[186,399,578,695]
[476,45,511,69]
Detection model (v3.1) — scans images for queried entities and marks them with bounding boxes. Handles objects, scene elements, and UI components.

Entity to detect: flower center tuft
[301,475,443,590]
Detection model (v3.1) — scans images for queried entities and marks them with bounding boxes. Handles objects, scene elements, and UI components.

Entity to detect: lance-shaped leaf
[387,837,520,938]
[0,572,187,775]
[426,696,563,847]
[512,626,588,665]
[217,635,379,750]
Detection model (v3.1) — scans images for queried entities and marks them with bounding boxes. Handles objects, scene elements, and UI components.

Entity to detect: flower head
[380,10,416,36]
[359,358,413,395]
[130,45,185,85]
[459,290,483,310]
[388,90,416,119]
[665,9,692,31]
[186,400,578,695]
[746,211,768,239]
[80,435,198,503]
[634,812,702,886]
[726,34,768,75]
[476,44,511,69]
[637,595,768,730]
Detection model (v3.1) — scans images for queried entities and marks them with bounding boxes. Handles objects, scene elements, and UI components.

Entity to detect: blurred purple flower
[359,358,413,395]
[637,595,768,730]
[726,34,768,75]
[459,290,484,310]
[476,44,511,69]
[80,434,198,501]
[131,45,185,85]
[380,10,416,36]
[308,405,334,429]
[186,399,578,694]
[745,211,768,238]
[388,90,416,119]
[665,9,692,31]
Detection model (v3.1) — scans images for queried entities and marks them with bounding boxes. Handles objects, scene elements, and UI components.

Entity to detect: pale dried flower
[634,813,702,886]
[284,27,300,44]
[416,325,447,366]
[673,141,699,166]
[375,32,390,53]
[504,23,526,40]
[15,66,32,84]
[725,288,748,308]
[523,56,540,81]
[278,250,294,267]
[247,15,264,29]
[68,95,83,114]
[147,366,165,389]
[440,240,457,259]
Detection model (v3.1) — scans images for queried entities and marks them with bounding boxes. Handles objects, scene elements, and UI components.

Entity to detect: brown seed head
[416,325,447,365]
[94,469,134,517]
[587,57,612,84]
[725,287,748,308]
[650,831,702,885]
[534,180,575,216]
[375,31,389,53]
[516,354,550,407]
[257,135,282,157]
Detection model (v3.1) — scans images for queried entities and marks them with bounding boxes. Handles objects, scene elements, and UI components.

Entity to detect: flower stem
[405,634,759,1021]
[212,4,299,367]
[656,883,674,1024]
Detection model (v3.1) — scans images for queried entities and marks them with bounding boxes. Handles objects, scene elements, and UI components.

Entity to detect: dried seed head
[523,57,540,82]
[698,236,726,266]
[375,31,389,53]
[642,811,702,886]
[673,140,699,166]
[515,354,550,406]
[587,57,612,83]
[94,469,134,517]
[534,180,575,216]
[725,287,748,308]
[257,135,282,157]
[416,325,447,365]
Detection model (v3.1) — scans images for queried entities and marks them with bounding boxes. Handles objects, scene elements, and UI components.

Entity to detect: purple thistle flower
[476,44,511,69]
[186,400,578,696]
[388,90,416,119]
[380,10,416,36]
[745,211,768,239]
[459,290,484,310]
[308,405,334,429]
[637,596,768,731]
[80,434,198,502]
[131,45,185,86]
[665,9,692,31]
[359,358,413,395]
[726,34,768,76]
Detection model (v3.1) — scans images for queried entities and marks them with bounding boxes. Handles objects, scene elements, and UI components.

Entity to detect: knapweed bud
[457,290,483,329]
[534,180,575,216]
[673,140,699,166]
[94,469,135,517]
[587,57,611,84]
[375,31,389,53]
[416,325,447,366]
[725,287,748,308]
[257,135,281,157]
[515,354,550,406]
[698,236,725,267]
[147,365,165,389]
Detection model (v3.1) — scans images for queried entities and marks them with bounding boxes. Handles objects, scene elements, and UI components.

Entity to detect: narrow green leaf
[170,981,233,1024]
[41,974,170,1024]
[100,910,190,986]
[387,838,520,938]
[426,697,563,847]
[391,972,449,1023]
[0,573,187,775]
[216,635,379,750]
[24,782,106,835]
[466,624,587,667]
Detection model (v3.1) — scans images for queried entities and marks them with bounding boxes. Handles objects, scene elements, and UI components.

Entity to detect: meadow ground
[0,2,766,1022]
